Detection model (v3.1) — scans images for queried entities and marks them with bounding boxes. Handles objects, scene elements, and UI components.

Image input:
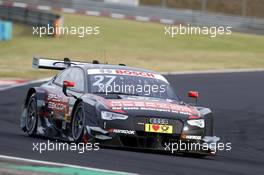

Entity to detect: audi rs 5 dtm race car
[21,57,220,156]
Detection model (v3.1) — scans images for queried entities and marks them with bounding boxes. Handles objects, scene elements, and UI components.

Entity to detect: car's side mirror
[188,91,199,105]
[63,80,75,97]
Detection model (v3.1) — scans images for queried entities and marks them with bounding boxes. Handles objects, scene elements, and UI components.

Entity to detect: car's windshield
[88,69,179,101]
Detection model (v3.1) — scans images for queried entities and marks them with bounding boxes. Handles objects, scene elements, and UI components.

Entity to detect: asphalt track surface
[0,72,264,175]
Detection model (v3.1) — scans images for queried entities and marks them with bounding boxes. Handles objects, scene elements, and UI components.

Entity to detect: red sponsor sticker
[107,100,198,115]
[115,69,155,79]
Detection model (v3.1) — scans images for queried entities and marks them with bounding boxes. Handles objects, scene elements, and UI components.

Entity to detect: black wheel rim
[26,99,37,131]
[73,107,84,139]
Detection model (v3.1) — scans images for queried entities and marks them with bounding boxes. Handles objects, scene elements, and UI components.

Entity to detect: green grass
[0,13,264,79]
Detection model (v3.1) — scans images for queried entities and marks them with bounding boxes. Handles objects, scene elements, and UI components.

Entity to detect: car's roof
[74,63,158,74]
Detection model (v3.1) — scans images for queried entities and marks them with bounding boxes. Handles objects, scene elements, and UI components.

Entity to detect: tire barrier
[0,20,12,40]
[0,4,63,37]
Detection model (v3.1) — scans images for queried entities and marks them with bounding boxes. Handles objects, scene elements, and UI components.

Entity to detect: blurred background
[0,0,264,80]
[0,2,264,174]
[141,0,264,17]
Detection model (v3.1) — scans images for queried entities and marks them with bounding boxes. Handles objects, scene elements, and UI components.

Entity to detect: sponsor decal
[107,100,198,115]
[87,69,168,82]
[46,93,68,113]
[48,102,66,111]
[47,93,63,102]
[145,124,173,134]
[116,69,155,78]
[110,129,135,135]
[149,118,169,125]
[182,135,202,140]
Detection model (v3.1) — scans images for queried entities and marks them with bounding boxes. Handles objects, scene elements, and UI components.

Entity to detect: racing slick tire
[25,94,38,136]
[71,102,86,143]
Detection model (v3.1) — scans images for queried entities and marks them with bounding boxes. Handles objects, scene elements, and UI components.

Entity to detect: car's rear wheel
[72,103,85,143]
[25,94,38,136]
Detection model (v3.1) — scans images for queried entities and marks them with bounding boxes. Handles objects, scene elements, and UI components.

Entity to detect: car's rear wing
[32,57,99,70]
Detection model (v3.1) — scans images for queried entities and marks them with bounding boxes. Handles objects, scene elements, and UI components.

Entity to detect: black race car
[21,57,219,156]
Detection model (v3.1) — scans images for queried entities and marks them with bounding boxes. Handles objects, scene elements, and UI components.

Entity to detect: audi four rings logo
[99,69,112,74]
[149,118,169,125]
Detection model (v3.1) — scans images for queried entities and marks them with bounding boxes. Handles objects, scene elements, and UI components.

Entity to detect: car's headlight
[187,119,205,128]
[101,111,128,120]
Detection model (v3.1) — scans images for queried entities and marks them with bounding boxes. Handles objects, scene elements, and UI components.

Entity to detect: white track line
[0,155,137,175]
[0,78,51,91]
[0,80,25,85]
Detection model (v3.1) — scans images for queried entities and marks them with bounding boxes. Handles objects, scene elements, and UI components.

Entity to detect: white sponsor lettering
[112,129,135,135]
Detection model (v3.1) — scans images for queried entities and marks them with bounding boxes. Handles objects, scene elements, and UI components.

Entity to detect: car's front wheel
[72,102,85,143]
[25,94,38,136]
